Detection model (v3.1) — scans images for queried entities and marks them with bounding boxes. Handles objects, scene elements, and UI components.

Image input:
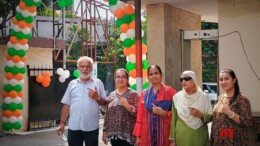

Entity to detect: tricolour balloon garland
[106,0,149,90]
[2,0,41,131]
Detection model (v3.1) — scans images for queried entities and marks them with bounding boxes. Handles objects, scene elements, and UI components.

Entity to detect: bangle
[229,112,235,118]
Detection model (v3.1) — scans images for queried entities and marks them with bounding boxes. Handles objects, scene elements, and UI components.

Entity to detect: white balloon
[126,29,135,39]
[13,97,21,104]
[22,27,30,35]
[14,25,20,32]
[18,80,24,85]
[17,116,23,123]
[7,41,13,48]
[126,56,129,62]
[109,5,118,14]
[116,1,126,9]
[120,33,127,41]
[142,54,147,60]
[16,6,21,12]
[24,44,29,50]
[142,29,144,37]
[3,117,8,123]
[4,97,13,104]
[31,11,37,17]
[9,116,18,124]
[129,77,136,86]
[22,10,30,17]
[128,54,136,63]
[14,44,22,50]
[7,61,15,67]
[16,62,25,68]
[57,68,64,75]
[10,79,18,86]
[59,76,66,83]
[63,70,70,78]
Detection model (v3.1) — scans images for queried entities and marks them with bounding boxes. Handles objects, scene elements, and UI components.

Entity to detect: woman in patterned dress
[102,69,139,146]
[210,69,252,146]
[133,65,177,146]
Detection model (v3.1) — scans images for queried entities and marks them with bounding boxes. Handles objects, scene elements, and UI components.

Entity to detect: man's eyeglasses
[180,76,192,82]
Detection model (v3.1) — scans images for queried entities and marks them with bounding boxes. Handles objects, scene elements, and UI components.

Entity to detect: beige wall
[147,4,201,90]
[219,1,260,112]
[0,45,53,131]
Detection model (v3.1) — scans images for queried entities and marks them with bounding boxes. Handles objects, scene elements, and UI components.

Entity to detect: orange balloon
[9,91,18,98]
[13,110,22,117]
[43,77,51,83]
[10,36,18,44]
[18,39,28,45]
[19,1,27,10]
[12,18,19,25]
[130,45,136,54]
[28,6,36,13]
[12,55,20,63]
[17,91,24,98]
[129,69,137,78]
[42,81,50,87]
[19,21,27,28]
[129,20,135,29]
[3,110,13,118]
[6,54,12,60]
[6,72,15,80]
[36,75,44,83]
[2,91,9,98]
[20,56,27,62]
[115,8,125,19]
[120,24,130,33]
[124,5,134,15]
[143,70,148,78]
[123,48,132,56]
[15,73,24,81]
[43,71,51,78]
[142,44,147,54]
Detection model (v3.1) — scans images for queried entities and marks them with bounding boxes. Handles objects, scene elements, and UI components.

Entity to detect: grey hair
[77,56,94,67]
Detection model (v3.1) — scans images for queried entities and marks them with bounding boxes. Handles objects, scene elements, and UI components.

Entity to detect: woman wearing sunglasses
[169,70,213,146]
[133,65,177,146]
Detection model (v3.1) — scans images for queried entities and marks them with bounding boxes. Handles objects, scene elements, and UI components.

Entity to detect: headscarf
[174,70,212,129]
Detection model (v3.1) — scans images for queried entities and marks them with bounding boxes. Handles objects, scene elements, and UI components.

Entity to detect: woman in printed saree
[169,70,213,146]
[133,65,177,146]
[102,69,139,146]
[210,69,252,146]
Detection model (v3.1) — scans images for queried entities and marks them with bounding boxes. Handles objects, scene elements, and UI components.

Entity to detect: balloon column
[106,0,149,90]
[2,0,41,131]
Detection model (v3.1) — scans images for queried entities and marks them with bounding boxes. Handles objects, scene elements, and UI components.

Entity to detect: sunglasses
[180,76,192,82]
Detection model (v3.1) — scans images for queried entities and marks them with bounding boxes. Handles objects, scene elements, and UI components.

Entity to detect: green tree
[201,22,218,82]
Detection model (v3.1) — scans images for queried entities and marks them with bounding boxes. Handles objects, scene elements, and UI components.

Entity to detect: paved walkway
[0,118,111,146]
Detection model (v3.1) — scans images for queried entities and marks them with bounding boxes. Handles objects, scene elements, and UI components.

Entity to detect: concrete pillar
[147,4,202,90]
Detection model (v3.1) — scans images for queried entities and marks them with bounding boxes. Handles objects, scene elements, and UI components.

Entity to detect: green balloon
[3,122,13,131]
[17,50,26,57]
[109,0,118,6]
[123,38,134,48]
[9,29,16,36]
[73,70,79,78]
[116,19,124,28]
[20,67,26,74]
[142,60,149,70]
[143,82,149,89]
[65,0,73,6]
[58,0,66,8]
[130,84,137,91]
[17,103,24,110]
[126,62,136,71]
[4,84,13,92]
[16,32,25,40]
[35,1,42,7]
[2,103,8,110]
[13,122,22,130]
[14,85,23,92]
[11,67,19,74]
[131,14,135,20]
[15,12,24,21]
[9,103,18,111]
[123,14,132,24]
[24,0,34,7]
[25,16,34,23]
[4,66,11,72]
[7,48,17,56]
